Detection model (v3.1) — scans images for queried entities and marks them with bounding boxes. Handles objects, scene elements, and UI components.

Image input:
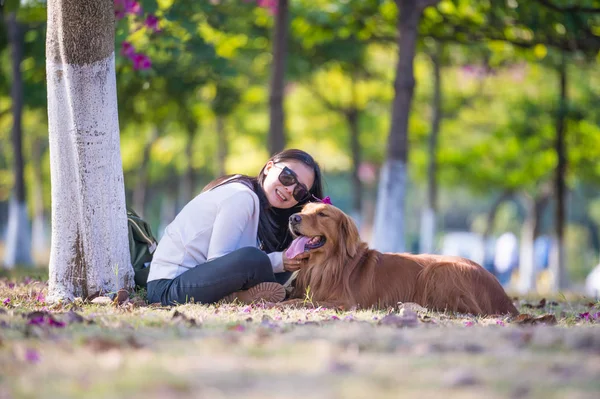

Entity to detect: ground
[0,273,599,399]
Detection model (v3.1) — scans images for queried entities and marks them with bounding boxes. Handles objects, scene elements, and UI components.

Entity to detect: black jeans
[147,246,291,305]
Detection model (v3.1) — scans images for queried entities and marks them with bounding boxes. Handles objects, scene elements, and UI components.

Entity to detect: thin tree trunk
[518,195,536,293]
[346,108,362,226]
[373,0,437,252]
[551,56,568,292]
[518,191,551,293]
[482,191,513,241]
[132,127,159,216]
[4,12,32,268]
[46,0,132,301]
[179,126,196,209]
[216,116,227,177]
[420,42,442,254]
[480,190,513,272]
[31,138,48,261]
[268,0,288,155]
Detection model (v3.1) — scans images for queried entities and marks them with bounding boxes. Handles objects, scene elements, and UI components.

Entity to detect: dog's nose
[289,214,302,224]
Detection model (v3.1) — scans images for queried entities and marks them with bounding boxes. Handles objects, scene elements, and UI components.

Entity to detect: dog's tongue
[286,236,311,259]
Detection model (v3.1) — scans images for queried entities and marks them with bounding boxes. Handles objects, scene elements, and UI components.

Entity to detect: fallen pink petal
[36,291,45,303]
[25,348,41,363]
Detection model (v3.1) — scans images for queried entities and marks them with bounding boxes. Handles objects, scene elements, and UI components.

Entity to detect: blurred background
[0,0,599,295]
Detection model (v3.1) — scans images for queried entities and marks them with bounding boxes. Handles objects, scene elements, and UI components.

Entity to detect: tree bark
[179,124,196,209]
[3,12,33,268]
[373,0,437,252]
[216,116,227,177]
[132,127,159,217]
[268,0,288,155]
[346,108,362,225]
[517,192,550,293]
[420,42,442,254]
[31,137,48,261]
[551,56,568,292]
[46,0,132,301]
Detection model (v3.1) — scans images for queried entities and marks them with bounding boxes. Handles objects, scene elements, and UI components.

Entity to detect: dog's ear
[338,213,360,258]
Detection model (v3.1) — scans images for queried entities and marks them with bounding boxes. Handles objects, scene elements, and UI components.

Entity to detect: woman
[146,149,324,305]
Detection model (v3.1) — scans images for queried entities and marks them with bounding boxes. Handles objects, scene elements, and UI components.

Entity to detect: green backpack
[127,207,158,289]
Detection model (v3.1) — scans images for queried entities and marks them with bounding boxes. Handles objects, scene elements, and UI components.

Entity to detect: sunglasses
[271,164,310,202]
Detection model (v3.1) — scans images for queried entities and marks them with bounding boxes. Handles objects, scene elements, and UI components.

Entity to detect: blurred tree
[2,9,32,268]
[268,0,288,155]
[373,0,440,253]
[46,0,132,301]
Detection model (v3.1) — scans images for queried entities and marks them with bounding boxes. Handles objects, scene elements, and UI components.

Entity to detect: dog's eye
[317,212,327,217]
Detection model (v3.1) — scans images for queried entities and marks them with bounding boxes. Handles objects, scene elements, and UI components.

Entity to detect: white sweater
[147,182,284,282]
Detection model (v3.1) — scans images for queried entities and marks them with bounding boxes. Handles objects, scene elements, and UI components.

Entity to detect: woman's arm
[184,191,255,263]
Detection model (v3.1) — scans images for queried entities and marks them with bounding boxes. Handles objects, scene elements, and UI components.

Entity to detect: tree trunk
[419,42,442,254]
[216,116,227,177]
[346,108,362,227]
[481,190,513,270]
[3,12,32,268]
[482,191,513,241]
[518,195,536,294]
[46,0,132,301]
[373,0,434,252]
[31,137,48,262]
[179,126,196,209]
[551,56,568,292]
[132,127,159,216]
[518,191,551,293]
[268,0,288,155]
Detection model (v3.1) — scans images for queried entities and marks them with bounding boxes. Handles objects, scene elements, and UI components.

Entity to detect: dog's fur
[288,203,518,316]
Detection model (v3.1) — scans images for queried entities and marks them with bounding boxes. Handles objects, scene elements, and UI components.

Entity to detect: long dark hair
[202,149,324,252]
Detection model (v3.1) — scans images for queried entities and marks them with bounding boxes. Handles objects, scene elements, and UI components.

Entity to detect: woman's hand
[282,251,310,272]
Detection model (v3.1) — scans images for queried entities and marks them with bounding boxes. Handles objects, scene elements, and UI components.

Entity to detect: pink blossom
[144,14,160,33]
[132,53,152,70]
[464,320,474,327]
[125,0,142,15]
[115,0,142,18]
[257,0,278,15]
[330,315,340,320]
[496,320,505,326]
[8,282,15,289]
[2,298,10,306]
[120,41,135,58]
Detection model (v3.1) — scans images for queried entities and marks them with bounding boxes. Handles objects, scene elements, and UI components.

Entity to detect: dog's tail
[416,261,518,316]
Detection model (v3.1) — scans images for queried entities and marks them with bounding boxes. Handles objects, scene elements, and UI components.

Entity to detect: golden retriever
[286,203,518,316]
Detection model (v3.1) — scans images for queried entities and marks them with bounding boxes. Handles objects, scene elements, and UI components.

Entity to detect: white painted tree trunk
[46,0,133,301]
[518,216,536,294]
[31,213,48,262]
[550,238,567,292]
[3,199,32,268]
[372,160,407,253]
[419,207,435,253]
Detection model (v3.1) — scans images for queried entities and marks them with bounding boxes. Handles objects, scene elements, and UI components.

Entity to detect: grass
[0,272,599,399]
